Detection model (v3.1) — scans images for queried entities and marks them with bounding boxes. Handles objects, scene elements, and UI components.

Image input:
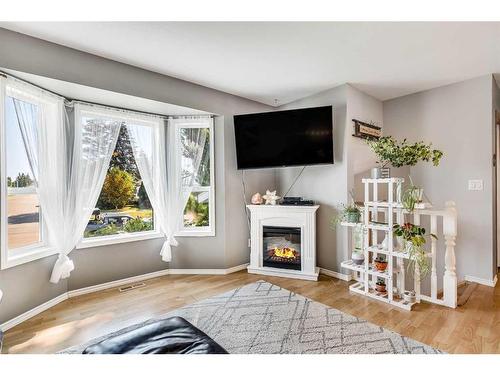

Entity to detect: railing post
[443,201,458,308]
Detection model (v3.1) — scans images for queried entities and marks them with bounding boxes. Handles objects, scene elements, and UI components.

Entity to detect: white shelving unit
[341,177,418,311]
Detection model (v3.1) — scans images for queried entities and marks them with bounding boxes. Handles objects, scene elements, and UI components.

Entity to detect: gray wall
[492,78,500,270]
[275,85,386,274]
[0,28,274,324]
[276,85,347,273]
[383,75,496,282]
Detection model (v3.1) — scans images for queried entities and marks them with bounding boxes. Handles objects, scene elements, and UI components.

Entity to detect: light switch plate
[468,179,483,191]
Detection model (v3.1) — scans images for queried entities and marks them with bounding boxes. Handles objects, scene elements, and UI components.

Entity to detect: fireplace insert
[262,226,301,271]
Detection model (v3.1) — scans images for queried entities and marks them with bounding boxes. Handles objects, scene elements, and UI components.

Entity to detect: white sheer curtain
[49,103,122,283]
[165,118,209,260]
[127,117,209,262]
[126,119,172,260]
[4,81,73,283]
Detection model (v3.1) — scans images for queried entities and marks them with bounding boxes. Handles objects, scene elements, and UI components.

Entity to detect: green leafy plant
[402,175,425,213]
[331,190,361,226]
[123,217,153,233]
[331,203,361,226]
[367,136,443,168]
[86,223,119,237]
[393,223,437,280]
[402,185,422,212]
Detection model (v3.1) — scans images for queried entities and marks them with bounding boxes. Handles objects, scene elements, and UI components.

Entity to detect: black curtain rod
[0,70,213,120]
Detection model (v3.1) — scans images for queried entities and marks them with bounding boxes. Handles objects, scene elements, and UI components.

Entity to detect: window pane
[183,191,210,228]
[84,124,154,238]
[180,127,210,187]
[5,97,41,250]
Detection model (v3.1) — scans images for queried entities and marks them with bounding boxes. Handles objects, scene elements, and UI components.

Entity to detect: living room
[0,1,499,372]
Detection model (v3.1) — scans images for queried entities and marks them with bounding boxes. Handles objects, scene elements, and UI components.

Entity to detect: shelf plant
[366,136,444,178]
[375,278,386,293]
[393,222,436,280]
[402,184,423,212]
[331,190,361,225]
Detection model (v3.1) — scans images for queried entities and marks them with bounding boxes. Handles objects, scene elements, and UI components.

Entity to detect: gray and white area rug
[62,281,441,354]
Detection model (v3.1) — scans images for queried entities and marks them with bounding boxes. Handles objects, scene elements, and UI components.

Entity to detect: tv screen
[234,106,333,170]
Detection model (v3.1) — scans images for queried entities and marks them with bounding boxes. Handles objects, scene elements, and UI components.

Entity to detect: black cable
[241,170,251,231]
[282,166,307,198]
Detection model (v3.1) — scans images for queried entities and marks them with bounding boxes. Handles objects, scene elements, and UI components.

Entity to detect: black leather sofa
[83,316,227,354]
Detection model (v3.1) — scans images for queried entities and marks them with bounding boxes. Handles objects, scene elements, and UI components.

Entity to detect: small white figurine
[251,192,263,205]
[262,190,281,205]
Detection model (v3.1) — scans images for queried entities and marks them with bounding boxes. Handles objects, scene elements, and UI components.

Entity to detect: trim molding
[67,269,170,298]
[168,263,249,275]
[319,267,352,281]
[0,264,249,332]
[0,292,68,332]
[464,274,498,287]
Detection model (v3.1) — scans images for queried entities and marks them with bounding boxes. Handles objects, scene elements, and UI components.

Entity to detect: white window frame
[175,118,215,237]
[77,107,162,249]
[0,81,57,269]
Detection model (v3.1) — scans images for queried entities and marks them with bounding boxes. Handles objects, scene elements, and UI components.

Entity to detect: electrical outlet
[468,179,483,191]
[248,238,251,247]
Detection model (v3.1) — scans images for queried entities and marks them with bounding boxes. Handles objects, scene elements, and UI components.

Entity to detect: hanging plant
[366,136,444,168]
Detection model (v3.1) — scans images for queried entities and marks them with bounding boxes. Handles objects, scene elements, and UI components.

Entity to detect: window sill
[1,245,58,270]
[175,228,215,237]
[77,231,164,249]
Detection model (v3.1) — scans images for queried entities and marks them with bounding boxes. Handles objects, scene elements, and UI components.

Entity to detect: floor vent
[118,282,146,292]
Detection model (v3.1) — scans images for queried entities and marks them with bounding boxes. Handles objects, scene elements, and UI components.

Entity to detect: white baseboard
[67,269,170,298]
[319,267,352,281]
[465,274,498,287]
[0,264,249,332]
[168,263,249,275]
[0,292,68,332]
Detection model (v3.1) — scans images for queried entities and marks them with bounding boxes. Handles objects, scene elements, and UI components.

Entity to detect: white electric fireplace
[247,204,319,281]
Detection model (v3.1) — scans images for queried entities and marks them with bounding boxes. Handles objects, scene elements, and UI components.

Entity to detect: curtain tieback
[160,235,178,262]
[49,254,75,284]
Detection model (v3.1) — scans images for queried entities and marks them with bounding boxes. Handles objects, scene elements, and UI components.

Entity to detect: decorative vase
[381,234,389,249]
[346,211,361,223]
[371,167,390,179]
[351,251,364,265]
[251,192,263,205]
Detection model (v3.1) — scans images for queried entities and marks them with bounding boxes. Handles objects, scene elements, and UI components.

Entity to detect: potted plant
[375,278,386,293]
[373,256,388,272]
[331,190,362,225]
[393,222,436,280]
[366,136,443,179]
[344,203,361,223]
[402,175,426,212]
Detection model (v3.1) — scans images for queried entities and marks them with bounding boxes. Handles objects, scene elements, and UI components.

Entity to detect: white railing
[369,201,458,308]
[412,202,458,308]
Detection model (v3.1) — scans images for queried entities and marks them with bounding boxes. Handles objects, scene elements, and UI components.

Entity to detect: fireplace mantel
[246,204,319,281]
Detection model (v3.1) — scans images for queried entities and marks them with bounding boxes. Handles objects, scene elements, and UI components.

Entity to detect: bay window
[1,73,216,277]
[0,80,58,268]
[77,107,161,248]
[174,117,215,236]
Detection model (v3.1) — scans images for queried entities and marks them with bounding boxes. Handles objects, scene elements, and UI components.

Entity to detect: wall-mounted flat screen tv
[234,105,333,169]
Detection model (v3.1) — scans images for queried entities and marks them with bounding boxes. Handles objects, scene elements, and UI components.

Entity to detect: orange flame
[273,247,296,259]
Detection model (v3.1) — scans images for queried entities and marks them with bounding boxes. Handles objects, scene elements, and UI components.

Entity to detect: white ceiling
[2,22,500,106]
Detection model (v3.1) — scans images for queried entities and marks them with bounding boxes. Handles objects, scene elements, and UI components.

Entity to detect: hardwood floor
[2,271,499,354]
